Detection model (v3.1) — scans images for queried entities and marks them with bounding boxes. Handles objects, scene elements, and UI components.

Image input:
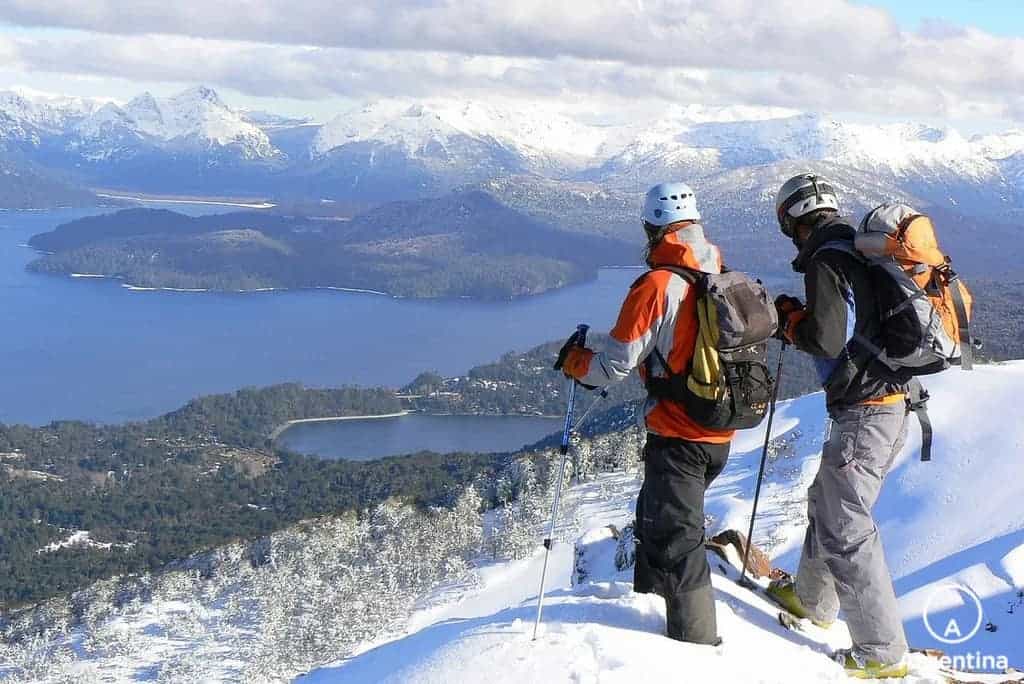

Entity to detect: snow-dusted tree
[0,416,660,682]
[491,503,536,560]
[571,435,593,483]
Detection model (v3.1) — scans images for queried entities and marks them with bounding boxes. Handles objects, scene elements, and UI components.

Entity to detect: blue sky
[864,0,1024,37]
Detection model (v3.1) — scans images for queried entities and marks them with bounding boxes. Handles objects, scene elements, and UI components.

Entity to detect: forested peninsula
[28,191,635,298]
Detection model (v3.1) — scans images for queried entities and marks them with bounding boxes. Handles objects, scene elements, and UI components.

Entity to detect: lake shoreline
[270,410,563,442]
[93,192,276,209]
[269,411,413,440]
[53,270,395,297]
[275,411,564,461]
[34,265,612,301]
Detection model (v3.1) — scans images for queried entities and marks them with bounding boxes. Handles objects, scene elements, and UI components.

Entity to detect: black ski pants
[634,433,729,645]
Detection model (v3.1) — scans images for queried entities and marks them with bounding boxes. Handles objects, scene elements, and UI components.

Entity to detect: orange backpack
[855,203,975,373]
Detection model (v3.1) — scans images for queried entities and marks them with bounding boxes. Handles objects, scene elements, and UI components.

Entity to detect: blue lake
[277,414,563,461]
[0,205,637,427]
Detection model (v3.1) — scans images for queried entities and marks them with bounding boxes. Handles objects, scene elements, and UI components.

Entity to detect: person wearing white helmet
[768,173,911,679]
[555,182,731,646]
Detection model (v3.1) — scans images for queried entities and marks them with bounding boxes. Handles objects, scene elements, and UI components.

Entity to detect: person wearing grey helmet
[768,173,910,679]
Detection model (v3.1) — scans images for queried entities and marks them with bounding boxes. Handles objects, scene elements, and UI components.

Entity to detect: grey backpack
[645,267,778,430]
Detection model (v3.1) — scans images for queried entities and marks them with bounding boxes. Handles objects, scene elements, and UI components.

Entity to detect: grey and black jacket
[788,215,906,413]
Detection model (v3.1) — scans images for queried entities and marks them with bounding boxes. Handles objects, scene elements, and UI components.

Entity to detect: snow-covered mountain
[589,113,1024,214]
[306,98,1024,217]
[310,100,1024,185]
[0,89,106,140]
[312,99,611,173]
[3,85,1024,218]
[0,85,277,164]
[74,86,276,159]
[312,101,807,166]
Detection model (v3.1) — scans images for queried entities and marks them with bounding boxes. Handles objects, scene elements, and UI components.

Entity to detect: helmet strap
[810,175,822,201]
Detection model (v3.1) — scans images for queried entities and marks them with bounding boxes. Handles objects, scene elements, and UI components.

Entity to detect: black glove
[553,329,584,371]
[773,294,804,340]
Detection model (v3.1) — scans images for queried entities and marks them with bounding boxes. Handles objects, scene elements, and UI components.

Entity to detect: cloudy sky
[0,0,1022,131]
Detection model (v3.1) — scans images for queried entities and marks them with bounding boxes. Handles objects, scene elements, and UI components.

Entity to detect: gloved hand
[553,331,598,389]
[554,329,585,371]
[561,347,598,389]
[773,294,805,342]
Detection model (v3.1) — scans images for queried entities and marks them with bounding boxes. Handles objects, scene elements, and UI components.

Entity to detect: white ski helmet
[775,173,840,237]
[642,182,700,227]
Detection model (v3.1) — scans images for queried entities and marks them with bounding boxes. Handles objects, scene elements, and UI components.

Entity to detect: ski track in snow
[304,362,1024,683]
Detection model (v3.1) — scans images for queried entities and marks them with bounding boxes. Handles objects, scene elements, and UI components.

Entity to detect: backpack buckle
[906,387,930,412]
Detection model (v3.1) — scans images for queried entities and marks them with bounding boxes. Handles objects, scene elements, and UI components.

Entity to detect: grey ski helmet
[775,173,840,238]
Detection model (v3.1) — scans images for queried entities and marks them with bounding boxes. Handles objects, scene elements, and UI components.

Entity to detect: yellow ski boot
[765,578,833,629]
[834,649,909,679]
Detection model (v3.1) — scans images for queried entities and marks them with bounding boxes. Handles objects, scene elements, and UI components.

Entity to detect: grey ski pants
[795,402,909,664]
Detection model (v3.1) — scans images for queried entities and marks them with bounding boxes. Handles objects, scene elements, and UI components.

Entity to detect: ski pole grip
[576,324,589,348]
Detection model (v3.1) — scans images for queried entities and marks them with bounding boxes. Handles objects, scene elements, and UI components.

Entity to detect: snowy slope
[305,362,1024,683]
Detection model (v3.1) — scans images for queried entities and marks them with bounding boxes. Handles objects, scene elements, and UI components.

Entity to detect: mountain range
[3,86,1024,219]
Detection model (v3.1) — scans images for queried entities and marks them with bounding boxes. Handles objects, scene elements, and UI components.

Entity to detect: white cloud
[0,0,1021,123]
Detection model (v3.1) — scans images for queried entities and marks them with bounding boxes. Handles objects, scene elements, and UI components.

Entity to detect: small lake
[276,414,563,460]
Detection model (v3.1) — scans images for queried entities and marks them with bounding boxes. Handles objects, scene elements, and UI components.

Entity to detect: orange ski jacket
[572,224,734,444]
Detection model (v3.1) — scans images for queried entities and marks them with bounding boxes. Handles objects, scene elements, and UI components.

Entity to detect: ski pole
[570,387,608,435]
[533,323,588,641]
[739,342,787,589]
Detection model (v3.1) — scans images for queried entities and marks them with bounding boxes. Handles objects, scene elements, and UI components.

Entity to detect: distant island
[27,190,637,298]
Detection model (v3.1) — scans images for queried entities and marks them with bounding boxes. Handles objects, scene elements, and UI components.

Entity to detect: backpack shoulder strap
[943,267,974,371]
[649,346,673,376]
[811,239,865,263]
[643,266,701,380]
[650,264,701,284]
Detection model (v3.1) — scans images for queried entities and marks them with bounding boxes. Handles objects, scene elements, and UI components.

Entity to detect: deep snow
[304,362,1024,683]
